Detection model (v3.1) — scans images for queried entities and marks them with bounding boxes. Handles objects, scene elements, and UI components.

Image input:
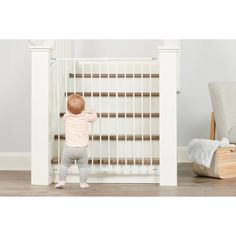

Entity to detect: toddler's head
[67,94,85,115]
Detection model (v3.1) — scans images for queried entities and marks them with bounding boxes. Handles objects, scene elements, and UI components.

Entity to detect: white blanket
[188,138,233,168]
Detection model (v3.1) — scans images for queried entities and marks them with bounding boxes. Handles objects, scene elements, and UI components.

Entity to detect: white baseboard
[177,146,191,163]
[0,152,31,170]
[0,148,190,171]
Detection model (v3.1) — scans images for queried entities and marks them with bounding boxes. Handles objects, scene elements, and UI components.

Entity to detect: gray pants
[58,145,88,183]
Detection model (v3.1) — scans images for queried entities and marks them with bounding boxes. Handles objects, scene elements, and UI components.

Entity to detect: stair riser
[65,78,159,93]
[59,97,159,113]
[53,140,159,159]
[59,118,159,135]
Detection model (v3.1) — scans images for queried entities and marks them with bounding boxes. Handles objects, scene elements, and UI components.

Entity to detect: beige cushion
[209,82,236,143]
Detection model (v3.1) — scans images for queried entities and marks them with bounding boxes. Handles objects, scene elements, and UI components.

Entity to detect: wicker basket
[192,146,236,179]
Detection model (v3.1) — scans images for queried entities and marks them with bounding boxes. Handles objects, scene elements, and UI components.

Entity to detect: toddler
[55,94,97,189]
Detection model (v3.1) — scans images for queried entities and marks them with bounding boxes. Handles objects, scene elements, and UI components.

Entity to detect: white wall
[0,40,31,152]
[178,40,236,145]
[74,40,163,57]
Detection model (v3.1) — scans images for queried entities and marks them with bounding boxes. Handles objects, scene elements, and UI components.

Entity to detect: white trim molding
[0,148,190,172]
[0,152,31,170]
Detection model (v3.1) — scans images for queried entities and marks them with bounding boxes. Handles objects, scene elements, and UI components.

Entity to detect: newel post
[30,46,53,185]
[157,47,179,186]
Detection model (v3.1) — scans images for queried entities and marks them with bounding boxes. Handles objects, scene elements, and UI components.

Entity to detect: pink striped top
[63,109,97,147]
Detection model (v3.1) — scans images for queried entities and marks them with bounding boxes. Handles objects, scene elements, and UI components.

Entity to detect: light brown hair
[67,94,85,115]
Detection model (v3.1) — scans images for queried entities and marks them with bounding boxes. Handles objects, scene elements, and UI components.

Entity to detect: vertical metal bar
[132,63,135,166]
[57,59,61,169]
[141,63,144,166]
[82,62,84,98]
[55,41,59,170]
[73,60,76,94]
[62,42,65,96]
[65,61,68,109]
[90,63,94,166]
[124,64,127,165]
[63,40,66,57]
[81,62,85,169]
[116,63,119,166]
[63,40,65,56]
[99,63,102,166]
[149,63,152,166]
[108,62,111,166]
[72,59,76,166]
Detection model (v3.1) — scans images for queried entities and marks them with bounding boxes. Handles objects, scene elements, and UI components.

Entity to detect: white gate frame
[30,42,179,186]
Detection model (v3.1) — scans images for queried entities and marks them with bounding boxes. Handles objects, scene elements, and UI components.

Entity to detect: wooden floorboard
[1,163,236,196]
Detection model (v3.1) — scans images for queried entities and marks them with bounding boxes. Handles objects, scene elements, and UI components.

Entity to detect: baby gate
[52,58,160,183]
[30,43,178,186]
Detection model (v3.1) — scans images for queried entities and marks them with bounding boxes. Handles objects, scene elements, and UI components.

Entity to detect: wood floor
[1,163,236,196]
